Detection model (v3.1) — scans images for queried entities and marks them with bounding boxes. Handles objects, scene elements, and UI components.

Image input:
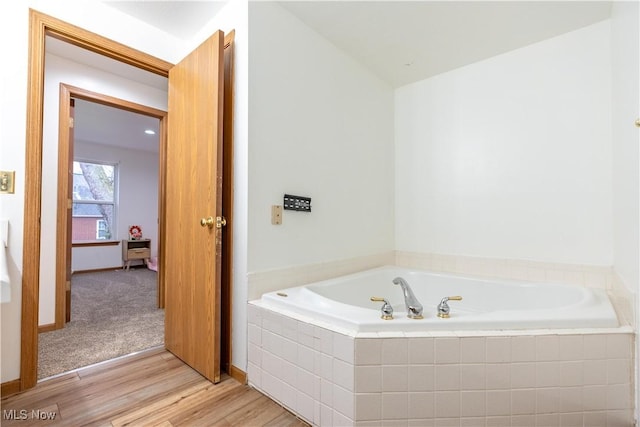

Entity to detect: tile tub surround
[247,303,635,426]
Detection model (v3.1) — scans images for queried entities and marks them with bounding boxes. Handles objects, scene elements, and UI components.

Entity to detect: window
[72,160,117,242]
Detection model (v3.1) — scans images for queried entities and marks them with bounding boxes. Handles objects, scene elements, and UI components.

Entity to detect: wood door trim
[55,83,167,330]
[221,30,235,375]
[23,9,235,391]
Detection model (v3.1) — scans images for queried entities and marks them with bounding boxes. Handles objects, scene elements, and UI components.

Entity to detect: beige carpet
[38,268,164,379]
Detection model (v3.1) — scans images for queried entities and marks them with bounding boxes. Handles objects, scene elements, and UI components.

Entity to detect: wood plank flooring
[1,347,308,427]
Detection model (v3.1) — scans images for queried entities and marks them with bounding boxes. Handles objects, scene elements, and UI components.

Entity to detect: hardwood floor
[1,347,308,427]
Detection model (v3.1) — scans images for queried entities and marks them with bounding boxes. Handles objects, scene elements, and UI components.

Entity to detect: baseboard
[72,266,123,275]
[38,323,58,333]
[1,379,21,397]
[229,364,246,384]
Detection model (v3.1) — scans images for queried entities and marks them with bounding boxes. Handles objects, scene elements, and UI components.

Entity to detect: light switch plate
[0,171,15,194]
[271,205,283,225]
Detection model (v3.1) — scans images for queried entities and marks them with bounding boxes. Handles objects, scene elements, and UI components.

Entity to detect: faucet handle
[371,297,394,320]
[437,296,463,318]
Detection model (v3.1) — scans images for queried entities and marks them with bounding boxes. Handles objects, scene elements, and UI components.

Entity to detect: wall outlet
[271,205,283,225]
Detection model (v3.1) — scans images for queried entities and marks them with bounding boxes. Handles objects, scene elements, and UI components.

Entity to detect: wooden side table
[122,239,151,270]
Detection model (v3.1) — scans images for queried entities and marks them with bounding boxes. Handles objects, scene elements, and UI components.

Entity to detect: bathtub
[258,266,619,333]
[250,266,633,425]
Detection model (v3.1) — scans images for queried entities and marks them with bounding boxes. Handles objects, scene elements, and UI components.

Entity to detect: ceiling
[73,99,161,153]
[50,1,613,154]
[278,1,612,88]
[104,1,229,40]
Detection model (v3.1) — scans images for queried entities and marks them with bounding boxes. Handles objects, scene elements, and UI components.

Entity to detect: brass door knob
[200,216,215,228]
[215,216,227,229]
[635,118,640,128]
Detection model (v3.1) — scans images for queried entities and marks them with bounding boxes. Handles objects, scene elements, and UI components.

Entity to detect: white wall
[1,0,249,382]
[248,2,394,273]
[71,141,159,272]
[395,21,613,266]
[610,1,640,420]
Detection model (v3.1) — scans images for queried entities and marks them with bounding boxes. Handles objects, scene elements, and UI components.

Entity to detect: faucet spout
[393,277,424,319]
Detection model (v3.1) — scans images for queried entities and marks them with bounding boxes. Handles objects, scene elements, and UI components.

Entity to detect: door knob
[200,216,227,229]
[200,216,214,228]
[635,118,640,128]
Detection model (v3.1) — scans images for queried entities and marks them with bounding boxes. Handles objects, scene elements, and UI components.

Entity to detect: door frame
[54,84,168,329]
[21,9,235,390]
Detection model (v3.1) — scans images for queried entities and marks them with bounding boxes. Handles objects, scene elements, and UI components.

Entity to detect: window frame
[71,158,119,244]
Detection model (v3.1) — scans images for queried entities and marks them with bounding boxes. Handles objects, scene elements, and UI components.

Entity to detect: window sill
[72,240,120,248]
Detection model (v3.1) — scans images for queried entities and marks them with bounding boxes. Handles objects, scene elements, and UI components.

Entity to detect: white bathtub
[258,266,619,333]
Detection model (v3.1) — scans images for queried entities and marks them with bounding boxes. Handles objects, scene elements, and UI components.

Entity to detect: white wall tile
[606,358,631,384]
[334,333,355,363]
[383,365,409,392]
[332,409,354,427]
[486,390,510,416]
[558,386,582,413]
[559,412,583,427]
[461,417,486,427]
[297,366,316,397]
[435,338,460,364]
[320,354,333,382]
[408,392,434,419]
[460,337,485,363]
[460,390,486,417]
[535,362,560,387]
[606,409,634,427]
[408,338,434,364]
[511,388,536,415]
[321,379,333,406]
[535,413,559,427]
[435,364,460,391]
[247,362,262,389]
[434,391,460,418]
[510,336,535,362]
[333,384,355,419]
[583,385,608,411]
[355,338,382,365]
[382,338,409,365]
[583,411,607,427]
[321,403,333,426]
[583,359,607,385]
[382,392,409,420]
[535,387,559,413]
[583,334,607,359]
[485,337,510,363]
[511,363,536,389]
[606,383,632,409]
[355,393,382,421]
[333,358,355,391]
[355,366,381,393]
[297,392,315,424]
[535,335,559,361]
[248,323,262,346]
[606,334,632,359]
[408,365,435,392]
[485,364,510,390]
[460,364,485,390]
[558,361,583,387]
[297,343,316,373]
[511,415,535,426]
[558,335,583,361]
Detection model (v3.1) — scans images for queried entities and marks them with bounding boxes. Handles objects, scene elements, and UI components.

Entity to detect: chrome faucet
[392,277,424,319]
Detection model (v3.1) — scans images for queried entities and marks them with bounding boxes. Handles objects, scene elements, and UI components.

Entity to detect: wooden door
[164,31,225,383]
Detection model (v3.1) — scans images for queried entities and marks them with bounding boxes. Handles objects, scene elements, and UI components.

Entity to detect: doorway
[21,10,235,390]
[38,85,166,379]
